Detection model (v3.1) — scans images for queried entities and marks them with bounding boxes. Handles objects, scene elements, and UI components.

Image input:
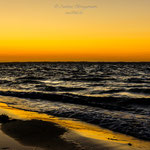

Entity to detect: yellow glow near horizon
[0,0,150,62]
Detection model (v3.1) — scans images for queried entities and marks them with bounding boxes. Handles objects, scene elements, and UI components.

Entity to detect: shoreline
[0,102,150,150]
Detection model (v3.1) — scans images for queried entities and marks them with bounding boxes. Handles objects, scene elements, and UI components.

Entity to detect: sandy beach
[1,119,77,150]
[0,0,150,148]
[0,102,150,150]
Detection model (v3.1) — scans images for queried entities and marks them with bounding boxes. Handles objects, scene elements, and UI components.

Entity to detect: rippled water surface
[0,62,150,140]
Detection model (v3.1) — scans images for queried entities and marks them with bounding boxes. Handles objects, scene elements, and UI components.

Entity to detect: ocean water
[0,62,150,140]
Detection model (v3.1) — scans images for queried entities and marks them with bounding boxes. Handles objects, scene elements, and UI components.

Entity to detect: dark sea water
[0,62,150,140]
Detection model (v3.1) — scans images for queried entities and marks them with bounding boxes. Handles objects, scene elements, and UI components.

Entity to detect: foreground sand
[1,119,123,150]
[1,119,77,150]
[0,101,150,150]
[0,119,122,150]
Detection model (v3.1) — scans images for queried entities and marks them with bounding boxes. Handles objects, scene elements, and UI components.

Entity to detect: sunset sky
[0,0,150,62]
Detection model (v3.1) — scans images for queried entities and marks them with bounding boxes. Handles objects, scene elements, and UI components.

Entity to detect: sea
[0,62,150,140]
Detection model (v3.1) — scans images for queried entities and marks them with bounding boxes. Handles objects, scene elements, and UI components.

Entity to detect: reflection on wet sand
[0,102,150,150]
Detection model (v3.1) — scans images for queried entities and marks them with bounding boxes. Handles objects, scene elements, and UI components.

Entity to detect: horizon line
[0,61,150,63]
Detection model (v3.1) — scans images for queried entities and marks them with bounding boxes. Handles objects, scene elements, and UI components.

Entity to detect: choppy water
[0,62,150,140]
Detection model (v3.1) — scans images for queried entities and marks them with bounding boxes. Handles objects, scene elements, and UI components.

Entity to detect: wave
[91,88,150,95]
[128,88,150,95]
[61,77,116,82]
[37,86,86,92]
[45,107,150,141]
[1,91,150,141]
[91,89,124,94]
[0,80,11,84]
[127,78,150,83]
[17,76,45,80]
[1,62,150,141]
[0,90,150,111]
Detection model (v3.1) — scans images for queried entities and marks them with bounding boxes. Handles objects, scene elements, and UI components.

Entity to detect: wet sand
[1,119,77,150]
[0,119,120,150]
[0,128,39,150]
[0,101,150,150]
[1,119,123,150]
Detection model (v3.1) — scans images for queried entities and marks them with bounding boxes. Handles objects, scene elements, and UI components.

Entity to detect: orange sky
[0,0,150,62]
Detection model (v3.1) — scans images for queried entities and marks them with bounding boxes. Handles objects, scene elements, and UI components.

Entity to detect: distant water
[0,62,150,140]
